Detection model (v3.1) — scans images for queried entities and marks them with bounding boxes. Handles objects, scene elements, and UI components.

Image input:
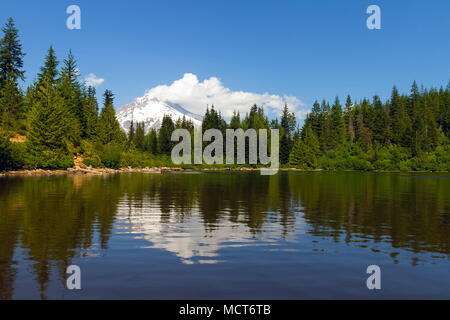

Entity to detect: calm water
[0,172,449,300]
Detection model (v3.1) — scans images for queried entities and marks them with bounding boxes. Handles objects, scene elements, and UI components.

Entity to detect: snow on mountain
[116,95,203,133]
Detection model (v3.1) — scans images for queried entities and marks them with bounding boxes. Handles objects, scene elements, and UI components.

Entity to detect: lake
[0,171,448,299]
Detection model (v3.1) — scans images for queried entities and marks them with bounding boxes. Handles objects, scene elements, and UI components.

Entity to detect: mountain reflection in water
[0,172,448,299]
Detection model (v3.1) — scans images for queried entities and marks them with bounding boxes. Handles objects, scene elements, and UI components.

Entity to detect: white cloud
[144,73,308,120]
[84,73,104,87]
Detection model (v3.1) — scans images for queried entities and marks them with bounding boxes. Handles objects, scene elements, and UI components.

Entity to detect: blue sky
[1,0,449,120]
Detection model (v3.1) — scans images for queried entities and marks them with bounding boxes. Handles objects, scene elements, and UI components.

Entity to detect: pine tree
[343,95,355,142]
[345,95,352,109]
[280,104,296,164]
[442,82,450,138]
[304,124,320,155]
[0,18,25,83]
[356,108,373,152]
[180,115,194,132]
[229,111,241,129]
[202,105,227,134]
[37,46,59,85]
[0,76,23,131]
[83,86,99,140]
[58,50,82,144]
[147,128,158,154]
[97,90,126,145]
[25,47,59,123]
[158,114,175,154]
[127,120,135,146]
[0,17,25,132]
[26,47,74,169]
[389,86,405,144]
[330,96,344,149]
[289,126,318,169]
[370,95,388,143]
[321,112,333,151]
[289,140,307,168]
[410,81,420,118]
[133,122,145,151]
[412,86,439,154]
[27,76,70,154]
[309,100,322,138]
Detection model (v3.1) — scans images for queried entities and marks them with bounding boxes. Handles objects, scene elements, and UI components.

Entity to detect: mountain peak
[117,95,203,133]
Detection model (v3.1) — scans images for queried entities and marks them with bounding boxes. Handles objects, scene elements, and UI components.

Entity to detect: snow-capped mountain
[116,95,203,133]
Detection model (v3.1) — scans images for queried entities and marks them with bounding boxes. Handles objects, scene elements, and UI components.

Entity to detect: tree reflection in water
[0,172,448,299]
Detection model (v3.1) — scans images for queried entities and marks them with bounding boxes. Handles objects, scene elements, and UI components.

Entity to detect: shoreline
[0,166,448,177]
[0,166,184,177]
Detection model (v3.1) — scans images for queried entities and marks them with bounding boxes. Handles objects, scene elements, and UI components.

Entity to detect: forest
[0,17,449,172]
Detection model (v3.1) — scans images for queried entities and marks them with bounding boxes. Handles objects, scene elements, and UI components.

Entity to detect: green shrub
[80,140,96,156]
[100,144,122,169]
[370,145,411,170]
[119,151,175,168]
[83,155,103,168]
[347,157,374,171]
[10,142,26,169]
[26,149,74,170]
[429,144,450,171]
[79,140,103,168]
[0,137,26,171]
[120,151,146,168]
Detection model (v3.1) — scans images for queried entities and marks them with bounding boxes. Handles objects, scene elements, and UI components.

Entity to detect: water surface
[0,172,448,299]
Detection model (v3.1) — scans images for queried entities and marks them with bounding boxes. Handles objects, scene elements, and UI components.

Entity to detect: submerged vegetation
[0,17,449,172]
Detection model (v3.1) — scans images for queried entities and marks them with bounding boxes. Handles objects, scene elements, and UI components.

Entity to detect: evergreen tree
[330,96,344,149]
[353,104,373,151]
[343,95,355,142]
[321,112,333,151]
[0,18,25,83]
[27,76,71,158]
[289,126,319,168]
[345,95,352,110]
[58,50,82,144]
[83,86,99,140]
[97,90,126,145]
[229,111,241,129]
[147,128,158,154]
[127,120,135,146]
[0,76,23,131]
[412,86,439,154]
[180,115,194,132]
[309,100,322,138]
[175,117,182,129]
[202,105,227,134]
[280,104,296,164]
[0,17,25,132]
[158,114,175,154]
[25,47,60,128]
[389,86,406,144]
[442,82,450,138]
[37,46,59,85]
[409,80,420,118]
[370,95,388,143]
[26,48,74,169]
[133,122,145,151]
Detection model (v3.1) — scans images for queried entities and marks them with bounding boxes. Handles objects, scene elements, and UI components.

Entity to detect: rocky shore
[0,166,315,177]
[2,167,439,177]
[0,166,184,177]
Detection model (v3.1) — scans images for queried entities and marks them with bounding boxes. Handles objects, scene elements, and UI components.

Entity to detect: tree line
[291,82,449,171]
[0,17,448,171]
